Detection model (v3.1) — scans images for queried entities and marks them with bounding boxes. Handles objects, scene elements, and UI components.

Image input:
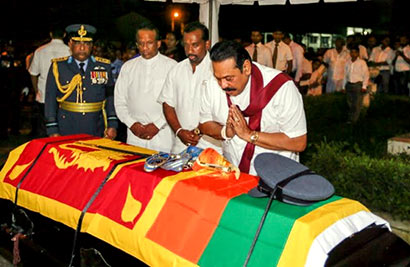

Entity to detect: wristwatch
[194,127,202,136]
[250,131,259,144]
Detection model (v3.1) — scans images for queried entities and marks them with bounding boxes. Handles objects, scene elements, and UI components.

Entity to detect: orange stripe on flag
[146,171,258,263]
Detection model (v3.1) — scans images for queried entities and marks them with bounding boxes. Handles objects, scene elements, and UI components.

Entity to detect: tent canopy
[146,0,358,44]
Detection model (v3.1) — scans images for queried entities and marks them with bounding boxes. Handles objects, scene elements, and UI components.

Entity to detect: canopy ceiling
[151,0,356,4]
[146,0,359,44]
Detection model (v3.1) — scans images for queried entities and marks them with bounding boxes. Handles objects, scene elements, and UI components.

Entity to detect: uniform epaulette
[95,57,111,64]
[52,56,69,62]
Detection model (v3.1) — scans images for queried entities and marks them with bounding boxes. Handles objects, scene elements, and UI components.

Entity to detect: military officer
[44,24,118,139]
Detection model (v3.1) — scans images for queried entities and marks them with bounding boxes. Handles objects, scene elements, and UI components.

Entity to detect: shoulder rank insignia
[52,56,69,62]
[94,57,111,64]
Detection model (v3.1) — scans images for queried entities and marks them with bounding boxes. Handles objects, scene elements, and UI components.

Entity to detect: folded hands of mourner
[177,129,200,146]
[130,122,158,140]
[227,104,252,140]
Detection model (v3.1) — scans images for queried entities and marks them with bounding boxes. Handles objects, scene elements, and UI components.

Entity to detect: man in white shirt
[265,29,293,74]
[114,22,177,152]
[323,37,350,93]
[199,40,307,175]
[369,35,395,94]
[366,35,378,60]
[29,27,71,137]
[393,34,410,96]
[346,34,368,60]
[343,45,369,124]
[245,30,272,68]
[283,33,304,84]
[158,21,222,153]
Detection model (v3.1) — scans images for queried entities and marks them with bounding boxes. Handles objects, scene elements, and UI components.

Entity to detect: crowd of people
[235,30,410,123]
[244,30,410,96]
[0,21,409,173]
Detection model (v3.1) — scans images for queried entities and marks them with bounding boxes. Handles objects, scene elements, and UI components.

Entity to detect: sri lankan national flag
[0,135,388,266]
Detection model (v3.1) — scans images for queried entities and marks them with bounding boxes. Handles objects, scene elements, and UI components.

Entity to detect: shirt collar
[188,52,211,73]
[50,39,65,44]
[74,58,89,70]
[197,52,210,70]
[140,52,160,64]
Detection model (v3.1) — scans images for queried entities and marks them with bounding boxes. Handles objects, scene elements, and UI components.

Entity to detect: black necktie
[272,43,279,69]
[252,44,258,62]
[79,62,85,75]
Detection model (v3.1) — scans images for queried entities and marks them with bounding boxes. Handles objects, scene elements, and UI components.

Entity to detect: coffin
[0,135,409,266]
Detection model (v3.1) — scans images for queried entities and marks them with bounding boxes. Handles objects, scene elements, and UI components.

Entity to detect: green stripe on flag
[198,194,342,267]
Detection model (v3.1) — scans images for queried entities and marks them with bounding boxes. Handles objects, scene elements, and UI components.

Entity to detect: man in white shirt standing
[199,40,307,175]
[29,27,71,137]
[283,33,304,85]
[265,29,293,74]
[114,22,177,152]
[245,30,272,68]
[346,34,368,61]
[368,35,395,94]
[158,21,222,153]
[323,37,350,93]
[343,45,369,124]
[393,34,410,96]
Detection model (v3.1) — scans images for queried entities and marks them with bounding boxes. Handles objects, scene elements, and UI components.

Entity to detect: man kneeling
[199,40,307,175]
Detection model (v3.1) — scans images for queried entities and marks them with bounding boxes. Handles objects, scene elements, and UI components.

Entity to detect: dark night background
[0,0,408,54]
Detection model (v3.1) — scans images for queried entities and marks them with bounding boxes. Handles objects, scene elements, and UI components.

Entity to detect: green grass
[301,93,410,163]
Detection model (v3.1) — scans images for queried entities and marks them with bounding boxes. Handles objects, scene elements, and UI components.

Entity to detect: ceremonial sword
[76,142,152,158]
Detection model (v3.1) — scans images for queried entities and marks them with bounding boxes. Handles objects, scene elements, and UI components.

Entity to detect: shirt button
[83,87,86,91]
[82,112,85,116]
[83,100,86,103]
[66,81,69,83]
[62,115,66,119]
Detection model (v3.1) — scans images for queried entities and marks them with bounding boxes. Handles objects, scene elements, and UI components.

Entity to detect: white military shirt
[245,42,273,68]
[29,39,71,103]
[265,41,293,72]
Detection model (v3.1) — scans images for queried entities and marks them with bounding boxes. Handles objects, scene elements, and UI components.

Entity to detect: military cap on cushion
[248,153,334,206]
[65,24,97,42]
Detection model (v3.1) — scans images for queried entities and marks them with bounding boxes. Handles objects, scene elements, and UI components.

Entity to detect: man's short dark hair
[166,31,182,42]
[184,21,209,41]
[136,22,160,41]
[50,27,65,39]
[335,37,345,45]
[349,44,360,52]
[210,40,251,72]
[380,34,390,41]
[251,29,262,34]
[283,32,293,41]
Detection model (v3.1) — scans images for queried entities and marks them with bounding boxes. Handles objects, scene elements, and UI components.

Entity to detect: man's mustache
[223,88,236,92]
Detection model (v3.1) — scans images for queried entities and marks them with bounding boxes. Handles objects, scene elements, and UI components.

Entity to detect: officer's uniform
[44,24,118,137]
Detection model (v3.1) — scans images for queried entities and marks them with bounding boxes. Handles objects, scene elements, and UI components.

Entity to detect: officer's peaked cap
[66,24,97,42]
[248,153,335,206]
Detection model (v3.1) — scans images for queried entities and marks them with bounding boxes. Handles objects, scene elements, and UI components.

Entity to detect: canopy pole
[209,0,213,44]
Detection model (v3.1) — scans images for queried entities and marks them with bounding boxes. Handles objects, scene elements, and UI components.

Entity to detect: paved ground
[0,128,33,266]
[0,259,12,267]
[0,253,12,267]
